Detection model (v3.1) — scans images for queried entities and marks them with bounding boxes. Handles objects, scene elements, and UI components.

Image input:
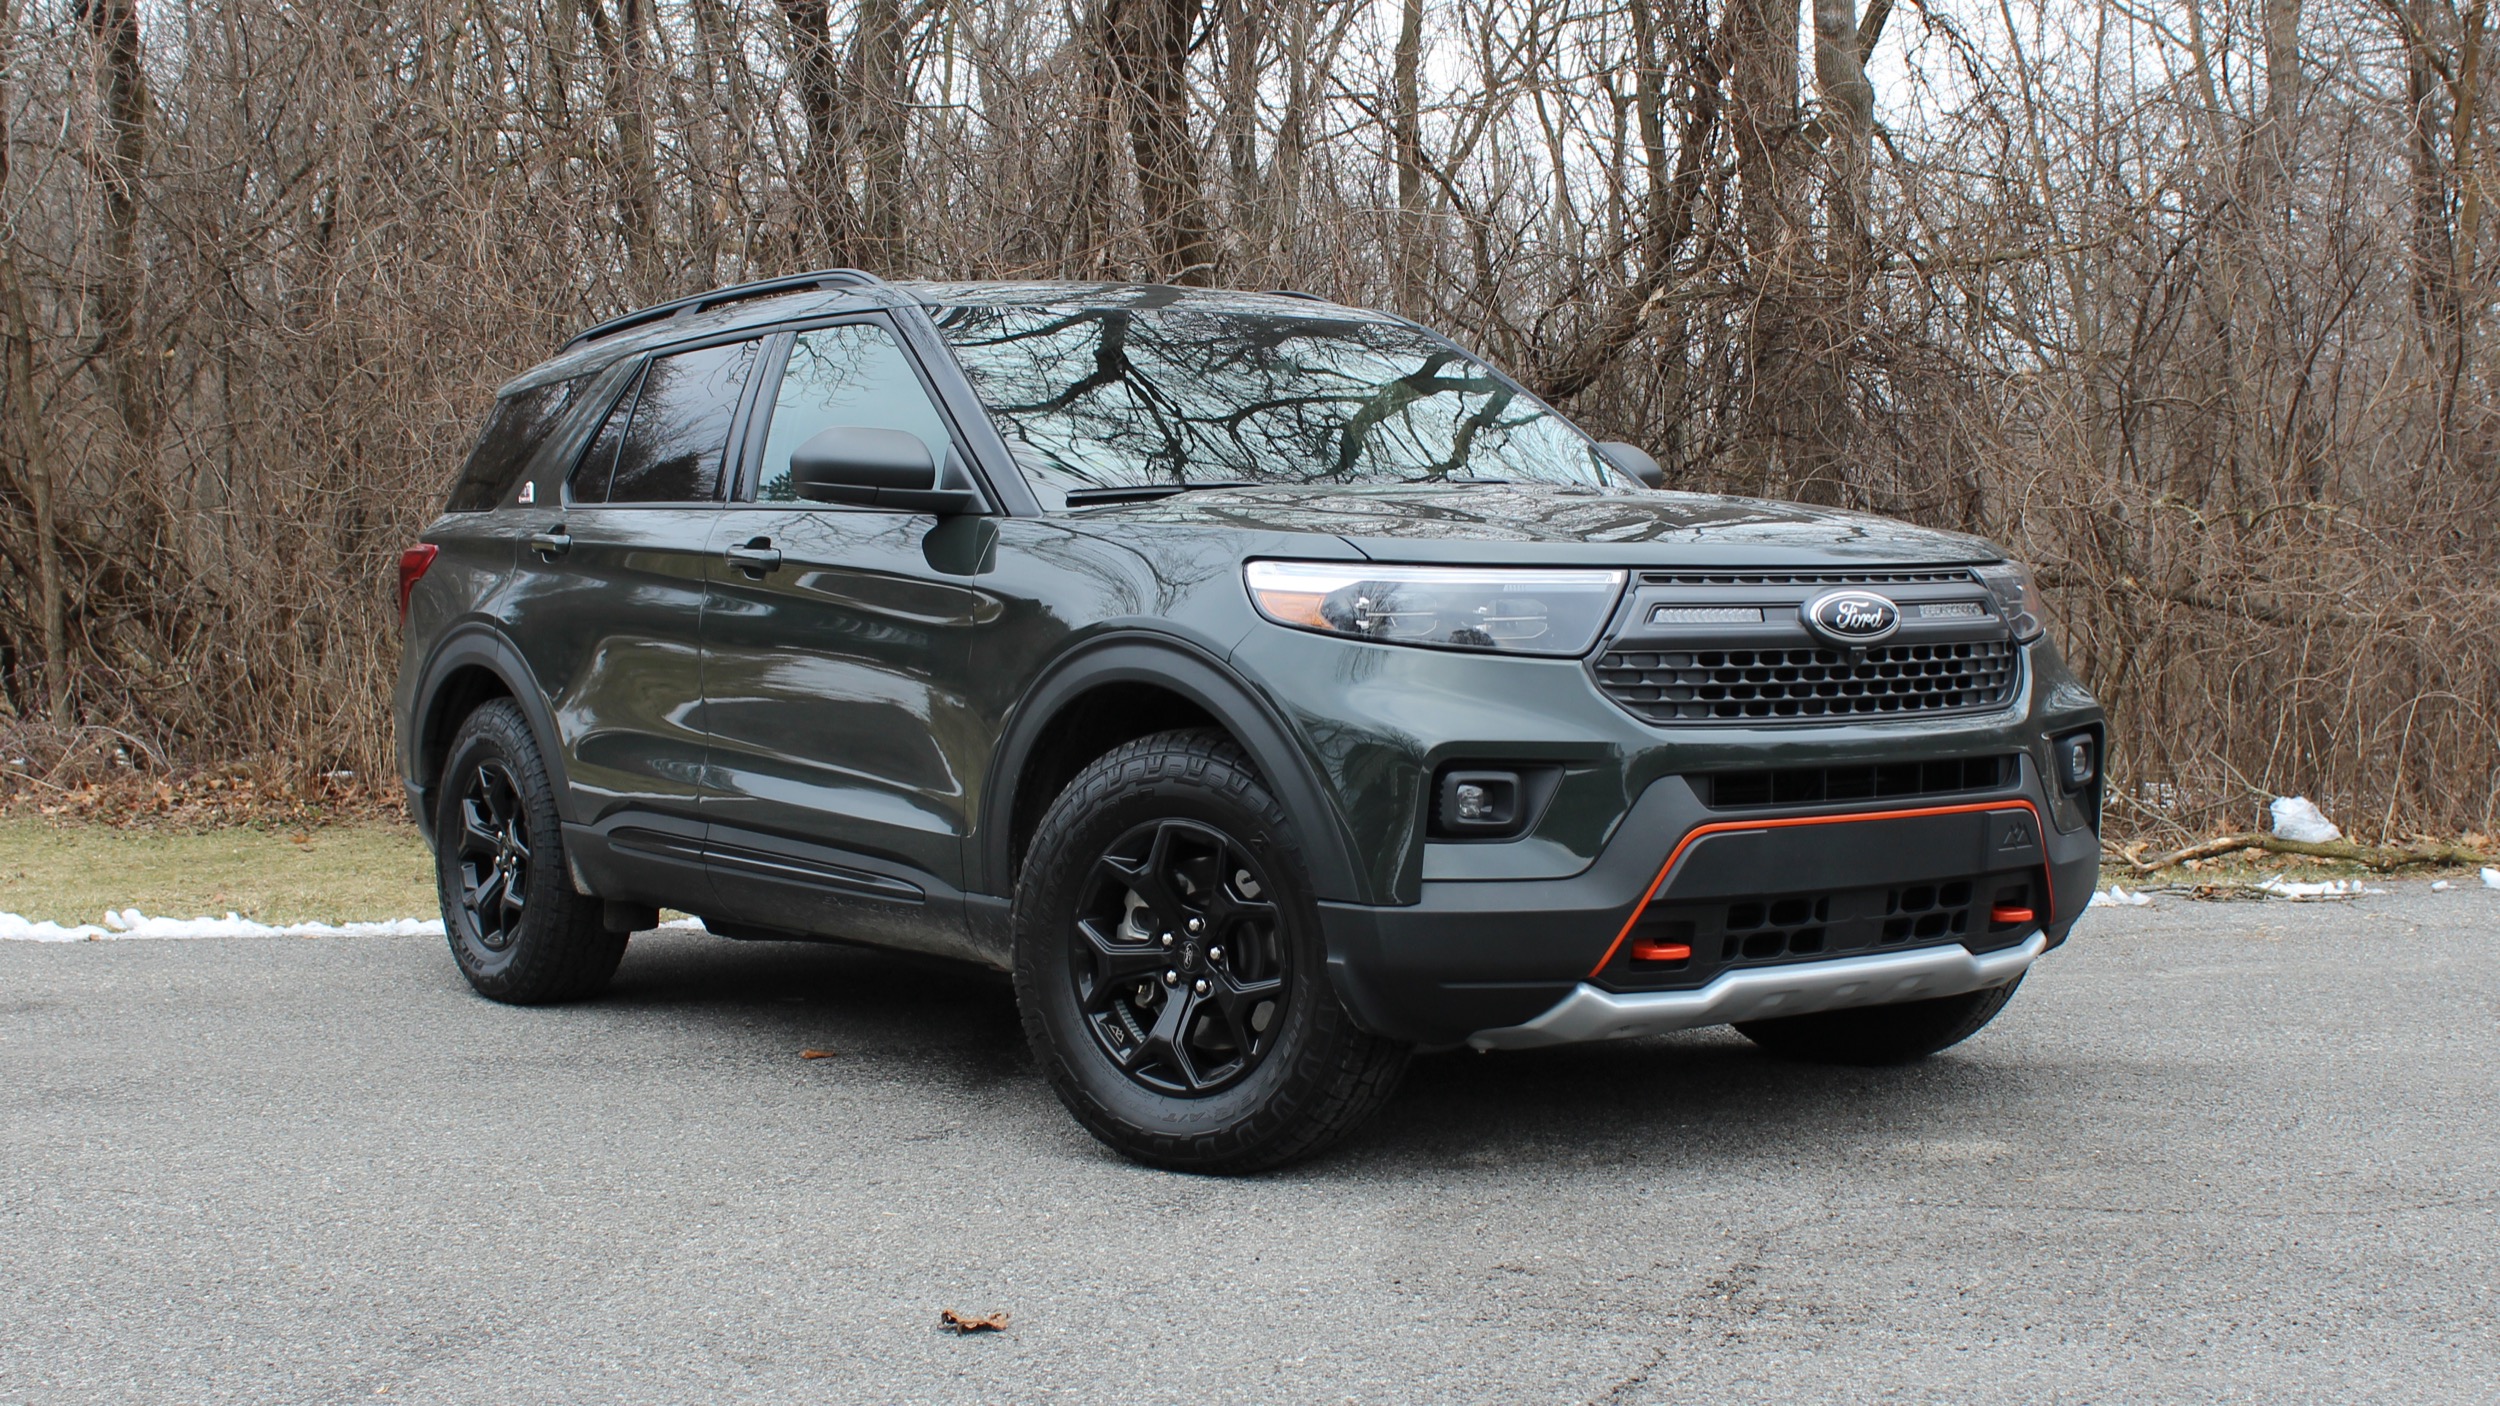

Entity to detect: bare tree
[0,0,2495,839]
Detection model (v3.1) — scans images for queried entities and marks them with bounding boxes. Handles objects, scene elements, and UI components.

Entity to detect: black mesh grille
[1701,755,2013,809]
[1594,640,2020,723]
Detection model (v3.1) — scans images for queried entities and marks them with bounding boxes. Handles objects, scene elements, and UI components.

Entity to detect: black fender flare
[972,633,1367,906]
[405,624,572,843]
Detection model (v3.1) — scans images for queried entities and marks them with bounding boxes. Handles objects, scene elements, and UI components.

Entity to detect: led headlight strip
[1245,560,1627,657]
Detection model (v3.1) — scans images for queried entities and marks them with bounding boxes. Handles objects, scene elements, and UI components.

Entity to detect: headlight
[1972,561,2045,642]
[1245,561,1626,657]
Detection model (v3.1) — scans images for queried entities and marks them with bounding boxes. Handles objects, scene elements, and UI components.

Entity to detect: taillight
[397,545,439,625]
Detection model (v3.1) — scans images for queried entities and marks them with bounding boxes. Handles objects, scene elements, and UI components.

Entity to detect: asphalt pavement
[3,883,2494,1404]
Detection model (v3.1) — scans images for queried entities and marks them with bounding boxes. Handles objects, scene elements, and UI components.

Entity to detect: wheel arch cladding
[979,637,1368,905]
[410,629,571,840]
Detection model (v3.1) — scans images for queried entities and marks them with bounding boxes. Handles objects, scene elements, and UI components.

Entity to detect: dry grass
[0,817,434,926]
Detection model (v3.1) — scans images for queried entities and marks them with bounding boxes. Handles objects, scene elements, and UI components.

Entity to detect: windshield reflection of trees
[934,306,1607,491]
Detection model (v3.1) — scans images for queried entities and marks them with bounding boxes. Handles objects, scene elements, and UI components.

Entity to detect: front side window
[754,323,954,503]
[930,301,1620,504]
[569,339,759,505]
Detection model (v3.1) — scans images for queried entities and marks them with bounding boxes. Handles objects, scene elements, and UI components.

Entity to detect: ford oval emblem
[1803,589,1900,644]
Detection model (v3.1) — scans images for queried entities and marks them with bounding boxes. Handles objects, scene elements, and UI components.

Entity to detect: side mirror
[789,426,981,515]
[1595,440,1665,490]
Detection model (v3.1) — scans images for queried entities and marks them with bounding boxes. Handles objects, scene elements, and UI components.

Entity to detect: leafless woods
[0,0,2494,839]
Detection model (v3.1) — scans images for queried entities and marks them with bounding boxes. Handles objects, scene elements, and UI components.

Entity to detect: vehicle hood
[1072,482,2003,568]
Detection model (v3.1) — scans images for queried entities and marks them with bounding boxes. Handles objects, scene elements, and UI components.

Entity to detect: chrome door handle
[526,529,572,560]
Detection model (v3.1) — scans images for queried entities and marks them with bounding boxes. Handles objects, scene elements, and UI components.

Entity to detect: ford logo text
[1803,590,1900,644]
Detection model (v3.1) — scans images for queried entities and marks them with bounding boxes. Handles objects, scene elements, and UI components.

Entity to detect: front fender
[971,632,1369,906]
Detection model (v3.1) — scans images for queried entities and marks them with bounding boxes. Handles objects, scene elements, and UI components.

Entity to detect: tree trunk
[587,0,662,296]
[856,0,908,269]
[776,0,861,265]
[0,15,67,725]
[2400,0,2469,444]
[1218,0,1265,259]
[1391,0,1426,306]
[1728,0,1849,505]
[1105,0,1217,284]
[1811,0,1872,256]
[83,0,150,448]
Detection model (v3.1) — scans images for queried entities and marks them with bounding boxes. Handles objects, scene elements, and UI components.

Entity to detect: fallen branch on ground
[2122,833,2495,873]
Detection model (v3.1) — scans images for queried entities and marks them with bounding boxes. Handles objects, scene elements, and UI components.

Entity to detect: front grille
[1595,640,2020,723]
[1700,755,2013,809]
[1606,870,2040,991]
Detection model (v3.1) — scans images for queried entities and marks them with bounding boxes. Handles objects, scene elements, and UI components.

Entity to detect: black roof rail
[1264,289,1330,302]
[566,268,889,349]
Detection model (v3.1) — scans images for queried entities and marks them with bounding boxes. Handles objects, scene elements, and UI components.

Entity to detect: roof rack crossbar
[566,268,888,348]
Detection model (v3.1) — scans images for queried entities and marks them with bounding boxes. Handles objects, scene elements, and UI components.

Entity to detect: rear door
[502,335,762,895]
[696,317,999,960]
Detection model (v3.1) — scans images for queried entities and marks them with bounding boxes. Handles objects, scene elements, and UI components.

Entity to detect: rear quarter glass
[445,377,585,512]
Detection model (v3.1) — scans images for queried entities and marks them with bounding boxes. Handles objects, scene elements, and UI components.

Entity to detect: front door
[502,336,760,898]
[697,318,1001,960]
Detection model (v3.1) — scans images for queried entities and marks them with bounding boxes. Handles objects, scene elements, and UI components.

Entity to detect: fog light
[1436,769,1520,834]
[2055,733,2097,792]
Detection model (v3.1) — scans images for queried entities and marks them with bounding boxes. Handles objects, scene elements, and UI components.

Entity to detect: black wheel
[1014,730,1409,1173]
[1735,975,2026,1066]
[434,699,626,1004]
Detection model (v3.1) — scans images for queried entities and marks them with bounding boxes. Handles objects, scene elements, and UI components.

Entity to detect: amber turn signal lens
[1990,905,2036,926]
[1630,939,1691,963]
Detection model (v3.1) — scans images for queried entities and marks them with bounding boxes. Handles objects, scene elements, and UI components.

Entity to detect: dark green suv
[394,271,2103,1171]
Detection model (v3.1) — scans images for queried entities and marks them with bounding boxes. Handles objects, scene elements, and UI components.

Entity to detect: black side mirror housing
[789,426,982,514]
[1595,440,1665,490]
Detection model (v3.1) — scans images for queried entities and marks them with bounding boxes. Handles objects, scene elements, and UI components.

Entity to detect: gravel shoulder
[2,884,2493,1404]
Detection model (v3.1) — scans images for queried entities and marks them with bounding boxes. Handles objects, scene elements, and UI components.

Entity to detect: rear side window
[570,339,760,505]
[445,377,581,511]
[567,365,644,504]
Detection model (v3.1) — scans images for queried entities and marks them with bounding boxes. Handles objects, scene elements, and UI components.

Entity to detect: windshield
[930,302,1620,504]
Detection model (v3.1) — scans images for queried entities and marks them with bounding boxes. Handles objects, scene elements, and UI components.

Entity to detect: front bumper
[1318,763,2097,1047]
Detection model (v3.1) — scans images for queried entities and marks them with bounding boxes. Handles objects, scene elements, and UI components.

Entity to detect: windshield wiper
[1062,480,1265,506]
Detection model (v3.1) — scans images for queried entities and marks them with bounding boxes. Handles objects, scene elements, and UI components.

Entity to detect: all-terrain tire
[1013,729,1409,1173]
[433,699,626,1004]
[1734,975,2026,1066]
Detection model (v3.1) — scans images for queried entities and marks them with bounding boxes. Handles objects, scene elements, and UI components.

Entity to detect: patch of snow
[2483,867,2500,890]
[1,908,445,943]
[2089,885,2151,908]
[1,909,707,942]
[2432,880,2453,891]
[2254,874,2382,900]
[2269,796,2343,844]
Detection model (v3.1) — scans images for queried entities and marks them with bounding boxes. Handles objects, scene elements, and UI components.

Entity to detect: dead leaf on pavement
[939,1309,1010,1333]
[799,1048,838,1060]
